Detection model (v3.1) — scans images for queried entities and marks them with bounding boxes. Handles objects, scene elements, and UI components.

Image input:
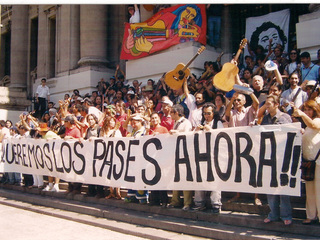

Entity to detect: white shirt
[129,9,140,23]
[36,85,50,99]
[174,117,192,132]
[280,87,308,108]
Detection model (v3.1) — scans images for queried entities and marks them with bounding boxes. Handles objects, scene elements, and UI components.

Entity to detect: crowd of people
[1,43,320,226]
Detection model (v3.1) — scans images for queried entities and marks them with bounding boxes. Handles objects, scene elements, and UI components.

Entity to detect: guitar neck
[181,52,200,72]
[233,48,243,62]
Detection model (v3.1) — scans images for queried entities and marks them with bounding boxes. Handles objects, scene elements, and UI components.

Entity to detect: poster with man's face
[245,9,290,57]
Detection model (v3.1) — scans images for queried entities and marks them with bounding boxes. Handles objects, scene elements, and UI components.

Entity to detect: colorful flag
[120,4,207,60]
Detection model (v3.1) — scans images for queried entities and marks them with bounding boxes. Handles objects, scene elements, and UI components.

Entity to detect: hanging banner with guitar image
[120,4,207,60]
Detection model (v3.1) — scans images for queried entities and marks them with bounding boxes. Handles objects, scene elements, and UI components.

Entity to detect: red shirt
[65,126,81,138]
[116,113,128,137]
[149,125,169,135]
[161,115,174,131]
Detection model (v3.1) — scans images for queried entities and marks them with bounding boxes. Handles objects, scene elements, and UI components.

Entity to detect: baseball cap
[300,52,310,58]
[127,90,135,95]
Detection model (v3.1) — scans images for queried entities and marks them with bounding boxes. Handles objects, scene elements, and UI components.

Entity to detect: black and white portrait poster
[245,9,290,57]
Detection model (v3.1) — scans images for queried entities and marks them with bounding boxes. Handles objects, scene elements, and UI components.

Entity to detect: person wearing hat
[124,113,148,204]
[37,123,61,192]
[305,80,318,99]
[300,51,320,83]
[160,97,174,131]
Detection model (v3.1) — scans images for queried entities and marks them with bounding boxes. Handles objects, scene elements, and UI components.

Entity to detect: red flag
[120,4,207,60]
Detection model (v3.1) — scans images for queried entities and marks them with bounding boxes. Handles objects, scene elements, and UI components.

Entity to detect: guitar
[165,46,206,90]
[213,39,247,92]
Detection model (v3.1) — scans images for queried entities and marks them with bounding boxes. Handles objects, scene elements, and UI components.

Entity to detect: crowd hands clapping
[1,45,320,225]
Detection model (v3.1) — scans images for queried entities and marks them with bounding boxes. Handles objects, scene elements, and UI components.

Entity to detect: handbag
[300,149,320,181]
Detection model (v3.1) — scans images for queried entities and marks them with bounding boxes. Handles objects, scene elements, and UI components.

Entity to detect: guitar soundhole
[178,70,185,80]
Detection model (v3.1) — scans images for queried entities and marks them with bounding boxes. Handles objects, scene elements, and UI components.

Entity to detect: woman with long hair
[292,100,320,224]
[284,49,301,77]
[100,116,122,200]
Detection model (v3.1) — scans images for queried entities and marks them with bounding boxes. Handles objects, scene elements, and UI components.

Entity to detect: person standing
[124,114,148,204]
[300,52,320,84]
[148,112,169,207]
[128,4,140,24]
[281,72,308,114]
[38,123,61,192]
[35,78,50,119]
[168,104,193,211]
[261,95,293,226]
[193,102,223,213]
[63,115,82,194]
[292,100,320,225]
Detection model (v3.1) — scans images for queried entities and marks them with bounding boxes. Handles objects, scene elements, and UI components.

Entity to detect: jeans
[194,190,221,208]
[8,172,22,184]
[207,16,221,47]
[267,194,292,221]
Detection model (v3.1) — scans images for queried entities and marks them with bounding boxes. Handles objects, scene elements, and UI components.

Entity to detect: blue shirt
[301,63,320,82]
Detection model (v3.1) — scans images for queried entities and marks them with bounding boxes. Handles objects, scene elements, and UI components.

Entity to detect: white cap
[306,80,317,87]
[162,99,173,107]
[131,114,144,121]
[265,60,277,71]
[127,90,135,95]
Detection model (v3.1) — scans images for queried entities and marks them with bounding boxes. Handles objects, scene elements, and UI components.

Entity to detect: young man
[300,51,320,83]
[261,95,293,226]
[281,72,308,112]
[35,78,50,118]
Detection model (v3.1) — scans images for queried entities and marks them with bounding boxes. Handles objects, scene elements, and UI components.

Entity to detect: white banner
[245,9,290,57]
[0,123,302,196]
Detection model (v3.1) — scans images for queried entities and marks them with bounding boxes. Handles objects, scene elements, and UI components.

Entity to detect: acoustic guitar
[165,46,206,90]
[213,39,247,92]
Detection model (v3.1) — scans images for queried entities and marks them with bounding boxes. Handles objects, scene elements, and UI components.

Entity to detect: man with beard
[281,72,308,114]
[179,78,206,129]
[187,92,206,130]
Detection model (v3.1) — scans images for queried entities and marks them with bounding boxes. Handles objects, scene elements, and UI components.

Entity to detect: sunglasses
[290,52,297,55]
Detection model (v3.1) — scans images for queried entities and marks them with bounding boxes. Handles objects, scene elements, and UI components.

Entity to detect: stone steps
[0,183,319,240]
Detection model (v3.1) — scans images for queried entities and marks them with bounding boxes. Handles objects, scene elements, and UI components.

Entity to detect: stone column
[58,5,80,73]
[37,5,47,79]
[221,5,232,56]
[78,5,108,67]
[9,5,29,89]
